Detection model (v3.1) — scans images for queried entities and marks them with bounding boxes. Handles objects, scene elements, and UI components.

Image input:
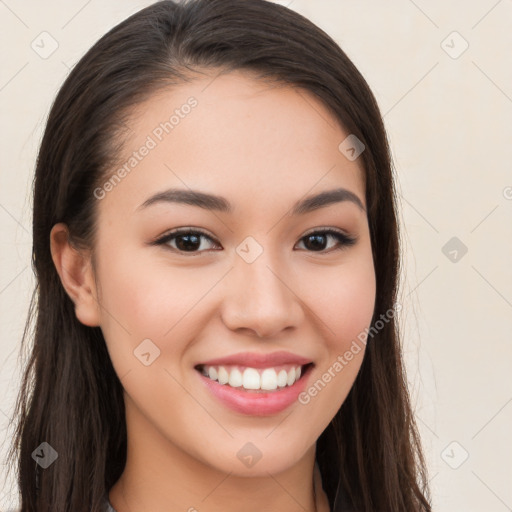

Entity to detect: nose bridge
[238,249,286,304]
[221,238,303,337]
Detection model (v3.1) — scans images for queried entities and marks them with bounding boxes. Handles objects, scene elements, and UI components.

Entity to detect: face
[88,70,376,477]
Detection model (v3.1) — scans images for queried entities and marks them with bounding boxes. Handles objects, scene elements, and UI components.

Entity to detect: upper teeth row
[202,365,302,390]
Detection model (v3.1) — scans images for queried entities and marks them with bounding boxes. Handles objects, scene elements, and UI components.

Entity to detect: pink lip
[196,351,312,369]
[196,363,313,416]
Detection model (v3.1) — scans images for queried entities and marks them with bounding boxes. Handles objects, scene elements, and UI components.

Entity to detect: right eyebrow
[137,188,232,213]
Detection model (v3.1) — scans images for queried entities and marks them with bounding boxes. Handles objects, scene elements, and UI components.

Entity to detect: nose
[220,249,304,339]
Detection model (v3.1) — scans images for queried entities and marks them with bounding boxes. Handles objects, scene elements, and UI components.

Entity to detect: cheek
[93,240,227,379]
[295,248,376,422]
[96,232,198,324]
[326,267,376,347]
[93,242,187,358]
[305,248,376,352]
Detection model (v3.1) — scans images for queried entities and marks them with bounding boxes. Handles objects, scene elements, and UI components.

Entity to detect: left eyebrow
[291,187,365,214]
[137,187,365,214]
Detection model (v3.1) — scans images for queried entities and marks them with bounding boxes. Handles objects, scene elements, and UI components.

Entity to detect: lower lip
[197,365,312,416]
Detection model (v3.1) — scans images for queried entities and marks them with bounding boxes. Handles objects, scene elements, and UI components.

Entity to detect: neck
[109,451,328,512]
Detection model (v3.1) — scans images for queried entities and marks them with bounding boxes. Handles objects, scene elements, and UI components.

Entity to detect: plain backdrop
[1,1,511,510]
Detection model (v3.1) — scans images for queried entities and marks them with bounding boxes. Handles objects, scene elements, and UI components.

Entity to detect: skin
[51,70,376,512]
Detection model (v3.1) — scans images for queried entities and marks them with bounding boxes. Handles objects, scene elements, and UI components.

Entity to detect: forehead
[98,69,366,217]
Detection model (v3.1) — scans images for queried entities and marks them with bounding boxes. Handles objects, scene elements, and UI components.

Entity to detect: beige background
[1,0,511,510]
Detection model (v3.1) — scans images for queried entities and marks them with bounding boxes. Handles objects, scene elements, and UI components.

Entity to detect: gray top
[103,494,116,512]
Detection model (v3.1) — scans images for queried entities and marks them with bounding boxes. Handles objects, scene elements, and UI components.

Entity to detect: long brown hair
[7,0,431,510]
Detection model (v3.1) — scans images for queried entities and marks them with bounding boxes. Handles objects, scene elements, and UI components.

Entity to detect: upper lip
[196,351,313,369]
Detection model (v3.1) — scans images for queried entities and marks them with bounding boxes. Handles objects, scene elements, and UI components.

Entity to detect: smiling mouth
[194,363,314,393]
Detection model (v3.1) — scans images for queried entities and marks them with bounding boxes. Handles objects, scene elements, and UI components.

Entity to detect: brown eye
[296,229,356,253]
[172,233,203,252]
[153,228,220,254]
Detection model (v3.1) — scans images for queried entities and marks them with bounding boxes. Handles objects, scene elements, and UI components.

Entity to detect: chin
[201,436,314,477]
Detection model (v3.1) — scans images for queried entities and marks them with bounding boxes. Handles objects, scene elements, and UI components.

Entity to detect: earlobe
[49,223,101,327]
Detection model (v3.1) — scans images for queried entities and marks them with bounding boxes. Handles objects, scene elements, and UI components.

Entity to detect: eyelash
[151,227,357,256]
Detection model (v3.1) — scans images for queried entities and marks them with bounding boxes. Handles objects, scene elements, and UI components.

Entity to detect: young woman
[7,0,432,510]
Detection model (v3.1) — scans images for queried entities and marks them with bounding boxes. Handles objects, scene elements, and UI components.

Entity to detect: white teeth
[242,368,260,390]
[277,369,288,387]
[286,367,296,386]
[208,367,218,381]
[261,368,278,390]
[218,366,229,385]
[201,364,304,391]
[228,368,243,388]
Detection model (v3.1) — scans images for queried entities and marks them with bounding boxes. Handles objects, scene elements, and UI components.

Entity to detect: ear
[50,223,101,327]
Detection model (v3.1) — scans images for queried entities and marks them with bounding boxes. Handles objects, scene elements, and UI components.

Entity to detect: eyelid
[301,226,352,238]
[155,226,215,239]
[150,227,220,248]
